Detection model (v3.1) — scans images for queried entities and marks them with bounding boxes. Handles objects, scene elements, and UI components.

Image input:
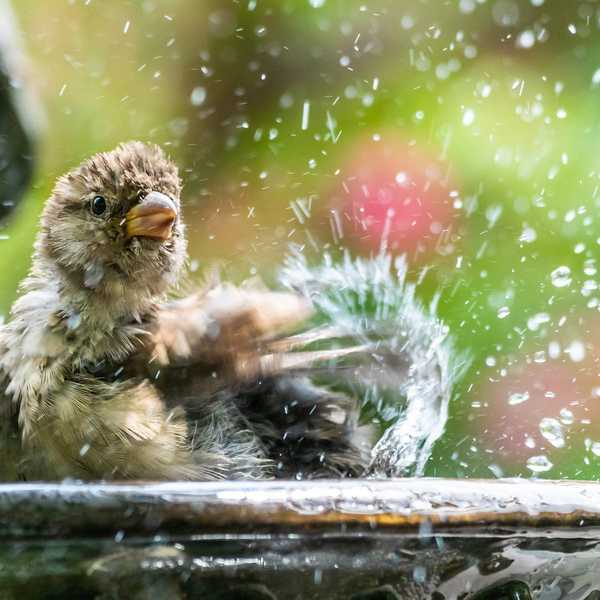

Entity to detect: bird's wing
[130,284,375,479]
[146,283,314,376]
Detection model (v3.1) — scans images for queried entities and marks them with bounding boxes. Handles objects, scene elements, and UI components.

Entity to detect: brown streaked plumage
[0,142,369,481]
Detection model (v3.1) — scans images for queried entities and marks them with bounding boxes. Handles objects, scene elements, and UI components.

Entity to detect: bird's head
[38,141,187,314]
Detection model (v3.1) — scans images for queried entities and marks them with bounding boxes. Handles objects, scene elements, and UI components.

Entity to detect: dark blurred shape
[0,0,39,223]
[471,581,532,600]
[351,585,402,600]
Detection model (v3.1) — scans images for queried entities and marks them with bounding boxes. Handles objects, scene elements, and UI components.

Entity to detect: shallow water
[3,530,600,599]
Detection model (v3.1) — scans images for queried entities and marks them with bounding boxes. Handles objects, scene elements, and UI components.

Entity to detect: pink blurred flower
[330,138,456,257]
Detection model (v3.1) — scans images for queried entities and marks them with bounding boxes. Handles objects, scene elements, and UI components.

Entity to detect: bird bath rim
[1,478,600,539]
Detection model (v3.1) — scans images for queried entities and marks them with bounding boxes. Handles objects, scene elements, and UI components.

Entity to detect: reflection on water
[3,532,600,598]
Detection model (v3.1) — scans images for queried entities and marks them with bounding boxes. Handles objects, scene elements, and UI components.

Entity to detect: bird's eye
[91,195,107,216]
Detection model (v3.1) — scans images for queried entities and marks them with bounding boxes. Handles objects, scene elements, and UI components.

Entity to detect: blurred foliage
[2,0,600,479]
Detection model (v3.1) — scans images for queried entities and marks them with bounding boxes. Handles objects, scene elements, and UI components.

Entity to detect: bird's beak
[125,191,178,241]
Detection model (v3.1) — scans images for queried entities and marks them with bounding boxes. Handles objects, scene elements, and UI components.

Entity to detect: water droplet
[412,565,427,583]
[280,93,294,108]
[66,312,82,330]
[539,417,565,448]
[492,0,520,27]
[190,86,206,106]
[527,454,553,473]
[559,408,574,425]
[517,30,535,48]
[548,341,561,359]
[459,0,476,13]
[486,204,503,227]
[527,312,550,331]
[519,226,537,243]
[488,463,504,478]
[462,107,475,126]
[508,391,529,406]
[497,306,510,319]
[395,171,409,186]
[301,100,310,130]
[550,265,572,288]
[566,340,586,362]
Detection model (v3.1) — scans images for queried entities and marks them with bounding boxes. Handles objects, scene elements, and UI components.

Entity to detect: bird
[0,141,375,481]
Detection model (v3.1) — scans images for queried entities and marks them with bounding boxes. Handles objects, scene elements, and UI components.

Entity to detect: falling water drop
[526,455,553,473]
[190,86,207,106]
[559,408,574,425]
[539,417,565,448]
[550,265,572,288]
[497,306,510,319]
[508,391,529,406]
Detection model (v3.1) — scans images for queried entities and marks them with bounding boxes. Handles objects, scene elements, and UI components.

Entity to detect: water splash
[280,251,467,477]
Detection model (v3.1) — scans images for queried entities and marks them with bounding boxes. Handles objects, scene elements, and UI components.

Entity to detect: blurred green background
[2,0,600,479]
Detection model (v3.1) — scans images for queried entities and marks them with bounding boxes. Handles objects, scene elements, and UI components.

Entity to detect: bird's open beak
[125,191,178,241]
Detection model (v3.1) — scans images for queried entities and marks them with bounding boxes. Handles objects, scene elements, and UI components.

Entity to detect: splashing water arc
[280,252,466,476]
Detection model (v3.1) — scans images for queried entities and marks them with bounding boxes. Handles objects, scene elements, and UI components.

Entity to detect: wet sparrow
[0,142,369,481]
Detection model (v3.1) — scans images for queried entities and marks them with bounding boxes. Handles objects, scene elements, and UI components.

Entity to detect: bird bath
[1,2,600,598]
[2,478,600,599]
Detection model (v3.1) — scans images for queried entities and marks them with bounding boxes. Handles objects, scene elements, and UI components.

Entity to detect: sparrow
[0,142,371,481]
